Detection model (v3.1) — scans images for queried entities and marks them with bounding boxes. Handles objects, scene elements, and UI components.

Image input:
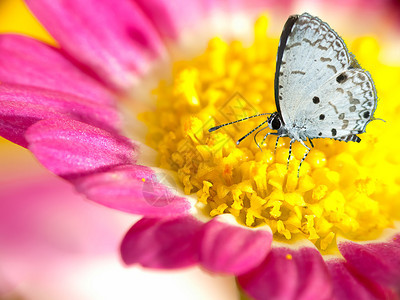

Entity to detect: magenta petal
[326,260,395,300]
[0,34,115,106]
[25,0,166,91]
[199,216,272,275]
[25,118,135,177]
[121,216,202,268]
[238,247,332,300]
[339,238,400,290]
[0,83,120,147]
[71,165,191,216]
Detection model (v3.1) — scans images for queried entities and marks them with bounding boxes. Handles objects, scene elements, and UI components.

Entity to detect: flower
[1,0,400,299]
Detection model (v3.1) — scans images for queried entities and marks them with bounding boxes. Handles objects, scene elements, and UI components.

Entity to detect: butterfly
[209,13,378,176]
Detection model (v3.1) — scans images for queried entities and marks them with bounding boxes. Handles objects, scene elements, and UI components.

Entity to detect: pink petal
[0,34,115,106]
[25,118,135,177]
[238,247,332,300]
[71,164,192,216]
[25,0,166,91]
[225,0,291,10]
[0,100,64,148]
[134,0,292,42]
[339,238,400,290]
[0,160,145,299]
[199,216,272,275]
[134,0,206,40]
[326,259,395,300]
[0,83,120,147]
[0,168,133,258]
[121,216,202,268]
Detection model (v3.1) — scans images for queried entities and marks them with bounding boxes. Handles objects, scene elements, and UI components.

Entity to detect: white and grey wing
[276,13,352,125]
[300,69,377,140]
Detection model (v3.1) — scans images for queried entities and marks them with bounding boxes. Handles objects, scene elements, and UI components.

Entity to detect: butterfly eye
[271,116,281,130]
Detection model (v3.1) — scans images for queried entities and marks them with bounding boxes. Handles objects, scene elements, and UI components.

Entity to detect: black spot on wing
[336,73,348,83]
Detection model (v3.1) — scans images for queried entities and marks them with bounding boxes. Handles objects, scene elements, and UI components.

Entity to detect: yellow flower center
[141,15,400,252]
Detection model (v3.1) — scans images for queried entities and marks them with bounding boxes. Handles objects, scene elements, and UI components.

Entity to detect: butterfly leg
[258,131,278,151]
[297,141,311,177]
[309,138,314,148]
[274,136,280,153]
[287,139,295,169]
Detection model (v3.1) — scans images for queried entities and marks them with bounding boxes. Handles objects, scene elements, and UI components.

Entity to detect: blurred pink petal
[0,147,238,300]
[132,0,292,43]
[0,161,134,299]
[26,118,135,177]
[25,0,166,91]
[237,247,332,300]
[0,100,64,147]
[199,216,272,275]
[0,83,120,147]
[0,173,131,257]
[72,164,192,216]
[0,34,116,105]
[134,0,204,40]
[121,216,202,268]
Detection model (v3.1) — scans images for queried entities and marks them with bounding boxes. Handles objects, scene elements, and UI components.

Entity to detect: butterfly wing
[295,69,377,140]
[275,13,376,141]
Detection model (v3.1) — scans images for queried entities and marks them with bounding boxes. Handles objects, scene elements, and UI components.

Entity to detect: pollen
[141,15,400,252]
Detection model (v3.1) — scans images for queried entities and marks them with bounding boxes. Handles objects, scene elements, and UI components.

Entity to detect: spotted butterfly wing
[275,13,377,142]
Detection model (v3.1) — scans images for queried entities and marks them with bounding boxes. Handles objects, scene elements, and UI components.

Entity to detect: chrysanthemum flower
[2,0,400,299]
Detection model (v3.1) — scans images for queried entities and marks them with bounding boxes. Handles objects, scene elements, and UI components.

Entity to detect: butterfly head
[267,112,284,132]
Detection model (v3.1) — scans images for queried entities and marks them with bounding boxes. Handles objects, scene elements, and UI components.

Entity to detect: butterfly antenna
[236,119,269,145]
[208,113,271,132]
[373,117,386,122]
